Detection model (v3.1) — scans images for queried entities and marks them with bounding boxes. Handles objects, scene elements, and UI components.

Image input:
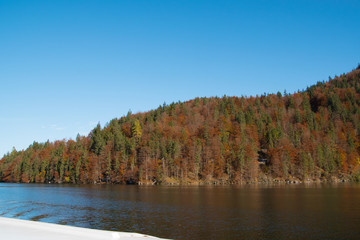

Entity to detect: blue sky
[0,0,359,156]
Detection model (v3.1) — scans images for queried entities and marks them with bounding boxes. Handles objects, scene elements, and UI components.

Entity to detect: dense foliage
[1,67,360,184]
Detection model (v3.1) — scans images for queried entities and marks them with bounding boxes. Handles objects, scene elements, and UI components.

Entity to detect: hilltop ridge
[1,66,360,184]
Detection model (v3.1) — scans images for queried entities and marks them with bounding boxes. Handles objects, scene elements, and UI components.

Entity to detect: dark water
[0,183,360,240]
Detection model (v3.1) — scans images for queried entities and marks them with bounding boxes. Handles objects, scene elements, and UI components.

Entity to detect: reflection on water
[0,183,360,240]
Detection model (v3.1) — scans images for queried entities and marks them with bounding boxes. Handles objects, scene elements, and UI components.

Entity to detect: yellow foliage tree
[132,119,142,140]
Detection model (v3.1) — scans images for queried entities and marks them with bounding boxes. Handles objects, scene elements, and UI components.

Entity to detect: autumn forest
[1,67,360,184]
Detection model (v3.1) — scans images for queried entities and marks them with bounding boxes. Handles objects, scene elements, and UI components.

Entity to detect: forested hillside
[1,67,360,184]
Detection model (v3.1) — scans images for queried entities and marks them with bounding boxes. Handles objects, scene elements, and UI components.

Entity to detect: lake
[0,183,359,240]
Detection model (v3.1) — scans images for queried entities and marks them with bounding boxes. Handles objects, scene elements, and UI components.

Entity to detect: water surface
[0,183,359,240]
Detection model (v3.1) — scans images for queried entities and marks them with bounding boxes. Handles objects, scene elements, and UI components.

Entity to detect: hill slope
[1,67,360,184]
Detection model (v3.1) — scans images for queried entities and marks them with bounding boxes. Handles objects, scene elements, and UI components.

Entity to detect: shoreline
[114,180,356,187]
[1,177,357,186]
[0,217,169,240]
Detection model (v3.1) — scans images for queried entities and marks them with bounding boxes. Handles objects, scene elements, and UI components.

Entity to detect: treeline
[1,67,360,184]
